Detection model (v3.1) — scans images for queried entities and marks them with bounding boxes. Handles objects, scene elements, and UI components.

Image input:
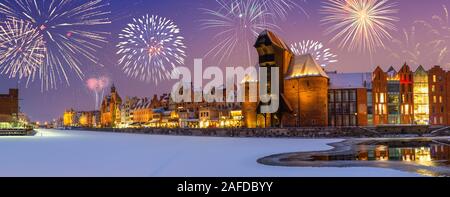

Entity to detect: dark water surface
[258,138,450,176]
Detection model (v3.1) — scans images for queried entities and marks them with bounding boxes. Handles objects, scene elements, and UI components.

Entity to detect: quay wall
[74,126,444,138]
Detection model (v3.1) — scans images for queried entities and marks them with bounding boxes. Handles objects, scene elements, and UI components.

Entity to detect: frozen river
[0,129,420,177]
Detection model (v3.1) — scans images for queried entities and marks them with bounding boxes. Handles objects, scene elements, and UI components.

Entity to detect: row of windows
[329,115,358,126]
[328,103,357,114]
[432,75,444,83]
[374,104,413,115]
[432,96,444,104]
[328,90,357,102]
[200,112,210,118]
[400,84,413,92]
[431,116,445,125]
[399,73,413,82]
[431,85,445,93]
[431,106,445,114]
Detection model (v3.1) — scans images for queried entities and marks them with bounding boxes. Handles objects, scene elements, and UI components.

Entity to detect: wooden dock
[0,129,35,136]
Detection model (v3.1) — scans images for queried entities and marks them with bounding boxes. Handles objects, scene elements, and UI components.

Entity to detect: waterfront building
[242,76,259,128]
[387,67,401,125]
[178,108,198,128]
[327,72,371,127]
[413,66,430,125]
[284,54,329,127]
[63,109,100,128]
[78,111,100,128]
[372,66,388,125]
[0,89,19,127]
[399,64,414,124]
[199,107,219,128]
[428,66,447,125]
[63,109,77,127]
[367,64,450,126]
[100,84,122,128]
[254,30,295,128]
[120,97,140,128]
[248,31,329,128]
[132,98,153,124]
[447,71,450,125]
[220,110,244,128]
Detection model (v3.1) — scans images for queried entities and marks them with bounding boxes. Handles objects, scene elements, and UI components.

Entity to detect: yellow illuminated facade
[63,109,76,127]
[219,110,244,128]
[413,66,430,125]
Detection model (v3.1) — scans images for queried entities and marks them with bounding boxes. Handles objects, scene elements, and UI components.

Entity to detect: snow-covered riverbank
[0,129,420,177]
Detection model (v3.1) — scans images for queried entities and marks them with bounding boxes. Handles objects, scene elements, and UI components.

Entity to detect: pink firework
[86,76,110,110]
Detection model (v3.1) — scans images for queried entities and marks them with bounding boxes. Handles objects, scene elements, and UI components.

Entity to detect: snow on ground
[0,129,420,177]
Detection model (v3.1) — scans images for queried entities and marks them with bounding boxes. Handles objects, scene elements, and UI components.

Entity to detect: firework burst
[201,0,278,66]
[321,0,398,54]
[0,18,45,80]
[410,5,450,68]
[117,14,186,84]
[0,0,111,90]
[290,40,338,67]
[388,5,450,69]
[388,26,441,67]
[86,76,110,110]
[259,0,308,20]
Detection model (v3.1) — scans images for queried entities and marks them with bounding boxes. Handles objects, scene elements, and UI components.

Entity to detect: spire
[111,83,116,93]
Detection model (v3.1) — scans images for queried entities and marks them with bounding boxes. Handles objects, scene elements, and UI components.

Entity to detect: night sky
[0,0,448,122]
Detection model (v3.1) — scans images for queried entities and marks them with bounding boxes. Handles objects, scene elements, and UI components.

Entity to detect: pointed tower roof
[387,66,398,78]
[374,66,384,72]
[415,65,426,72]
[387,66,396,73]
[254,30,290,51]
[414,65,427,75]
[285,54,329,79]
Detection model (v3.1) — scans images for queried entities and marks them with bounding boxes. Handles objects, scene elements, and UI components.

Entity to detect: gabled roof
[285,54,329,79]
[254,30,290,51]
[387,66,397,76]
[415,65,426,73]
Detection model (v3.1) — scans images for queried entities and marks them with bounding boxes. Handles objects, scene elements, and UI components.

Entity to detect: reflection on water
[311,140,450,167]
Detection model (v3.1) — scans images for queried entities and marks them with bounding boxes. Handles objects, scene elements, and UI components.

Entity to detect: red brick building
[0,89,19,123]
[428,66,447,125]
[398,64,414,124]
[372,66,388,125]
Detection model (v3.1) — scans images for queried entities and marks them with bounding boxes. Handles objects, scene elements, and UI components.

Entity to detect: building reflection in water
[354,144,450,166]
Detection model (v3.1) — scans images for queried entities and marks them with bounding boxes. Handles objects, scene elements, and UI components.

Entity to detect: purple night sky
[0,0,449,122]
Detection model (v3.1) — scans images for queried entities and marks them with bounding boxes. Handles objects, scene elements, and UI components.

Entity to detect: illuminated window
[434,96,437,104]
[440,96,443,103]
[380,93,385,103]
[414,69,430,125]
[432,85,435,92]
[433,75,437,83]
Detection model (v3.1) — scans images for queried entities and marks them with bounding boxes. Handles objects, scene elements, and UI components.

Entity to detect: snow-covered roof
[285,54,329,79]
[328,72,372,89]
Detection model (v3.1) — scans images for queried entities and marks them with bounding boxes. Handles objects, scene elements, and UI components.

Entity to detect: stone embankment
[75,125,447,138]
